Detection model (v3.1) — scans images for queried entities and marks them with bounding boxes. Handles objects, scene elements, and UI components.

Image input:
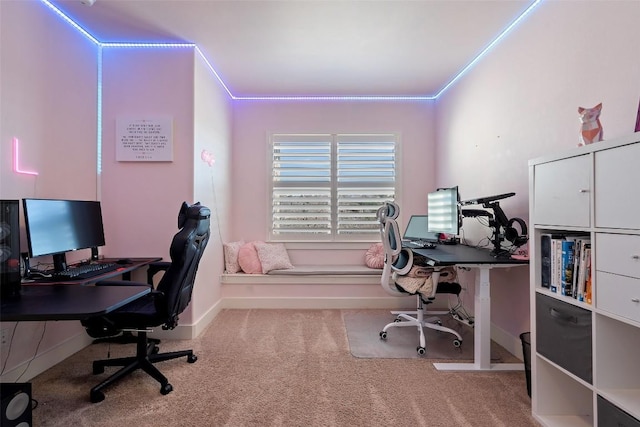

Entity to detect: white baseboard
[149,299,225,341]
[0,331,92,382]
[491,322,526,361]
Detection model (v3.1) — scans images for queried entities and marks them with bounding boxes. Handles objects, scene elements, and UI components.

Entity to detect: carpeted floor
[28,309,537,426]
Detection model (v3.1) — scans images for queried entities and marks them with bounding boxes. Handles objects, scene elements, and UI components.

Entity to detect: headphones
[504,217,528,247]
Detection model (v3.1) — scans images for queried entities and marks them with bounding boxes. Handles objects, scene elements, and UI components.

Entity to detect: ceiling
[48,0,540,98]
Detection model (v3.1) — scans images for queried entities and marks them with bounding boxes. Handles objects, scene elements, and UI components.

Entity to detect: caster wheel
[436,320,443,326]
[453,339,462,348]
[93,365,104,375]
[394,318,401,323]
[151,345,160,355]
[90,390,105,403]
[160,383,173,395]
[417,346,426,355]
[379,331,387,340]
[187,354,198,363]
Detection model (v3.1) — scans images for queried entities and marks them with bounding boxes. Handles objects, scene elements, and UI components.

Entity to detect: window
[269,133,397,242]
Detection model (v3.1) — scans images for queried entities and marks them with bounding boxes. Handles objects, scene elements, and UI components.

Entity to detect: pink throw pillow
[365,242,385,269]
[223,240,245,273]
[254,242,293,273]
[238,241,263,274]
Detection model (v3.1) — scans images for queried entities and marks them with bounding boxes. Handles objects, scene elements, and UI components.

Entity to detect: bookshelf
[529,132,640,427]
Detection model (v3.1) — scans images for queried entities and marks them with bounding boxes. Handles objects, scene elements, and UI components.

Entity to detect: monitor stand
[52,253,68,273]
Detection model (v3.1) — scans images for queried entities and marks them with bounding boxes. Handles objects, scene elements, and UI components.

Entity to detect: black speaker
[1,383,32,427]
[0,200,21,298]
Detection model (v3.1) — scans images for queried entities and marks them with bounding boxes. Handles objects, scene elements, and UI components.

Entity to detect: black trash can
[520,332,531,397]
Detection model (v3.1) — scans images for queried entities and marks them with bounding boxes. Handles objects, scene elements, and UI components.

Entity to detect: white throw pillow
[223,240,245,273]
[254,242,294,273]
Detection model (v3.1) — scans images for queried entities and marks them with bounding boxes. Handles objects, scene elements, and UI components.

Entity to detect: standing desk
[411,244,528,371]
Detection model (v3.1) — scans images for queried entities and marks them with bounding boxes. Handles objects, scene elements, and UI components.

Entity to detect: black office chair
[81,202,210,403]
[377,202,463,355]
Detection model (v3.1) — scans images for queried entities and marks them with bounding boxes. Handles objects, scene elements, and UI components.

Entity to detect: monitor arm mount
[461,201,512,258]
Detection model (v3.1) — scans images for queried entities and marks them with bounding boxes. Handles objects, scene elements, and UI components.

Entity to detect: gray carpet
[344,309,511,362]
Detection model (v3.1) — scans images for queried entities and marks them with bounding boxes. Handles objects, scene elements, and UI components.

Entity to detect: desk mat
[343,309,510,361]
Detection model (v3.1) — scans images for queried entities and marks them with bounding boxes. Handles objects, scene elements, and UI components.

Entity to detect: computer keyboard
[403,241,437,249]
[53,262,119,280]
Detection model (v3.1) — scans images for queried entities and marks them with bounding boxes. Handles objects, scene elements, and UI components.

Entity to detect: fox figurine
[578,103,603,146]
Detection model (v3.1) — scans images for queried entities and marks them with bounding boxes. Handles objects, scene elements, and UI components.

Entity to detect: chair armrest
[147,261,171,285]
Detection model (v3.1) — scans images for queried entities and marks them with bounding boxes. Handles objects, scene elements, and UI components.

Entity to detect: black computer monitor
[22,199,106,273]
[427,186,460,235]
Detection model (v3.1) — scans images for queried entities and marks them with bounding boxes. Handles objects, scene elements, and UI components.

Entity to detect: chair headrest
[178,202,210,228]
[377,201,400,223]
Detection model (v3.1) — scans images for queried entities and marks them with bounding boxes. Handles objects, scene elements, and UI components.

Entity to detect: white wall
[230,100,437,250]
[435,0,640,338]
[224,100,440,305]
[0,0,100,380]
[192,53,234,324]
[0,2,234,379]
[100,47,233,328]
[100,48,195,262]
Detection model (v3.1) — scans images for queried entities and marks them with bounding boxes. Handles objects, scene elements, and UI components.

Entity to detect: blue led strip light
[40,0,100,45]
[39,0,542,101]
[434,0,543,99]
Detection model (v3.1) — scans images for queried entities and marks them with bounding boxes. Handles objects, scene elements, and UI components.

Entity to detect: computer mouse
[116,258,132,265]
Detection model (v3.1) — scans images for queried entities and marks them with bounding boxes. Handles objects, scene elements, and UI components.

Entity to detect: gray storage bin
[598,396,640,427]
[536,293,592,383]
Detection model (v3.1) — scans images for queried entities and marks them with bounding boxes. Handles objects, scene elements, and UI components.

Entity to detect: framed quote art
[116,116,173,162]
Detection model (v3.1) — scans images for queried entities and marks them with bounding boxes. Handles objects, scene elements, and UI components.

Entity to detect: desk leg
[433,266,524,371]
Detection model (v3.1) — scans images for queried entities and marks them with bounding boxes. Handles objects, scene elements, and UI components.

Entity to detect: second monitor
[427,186,460,236]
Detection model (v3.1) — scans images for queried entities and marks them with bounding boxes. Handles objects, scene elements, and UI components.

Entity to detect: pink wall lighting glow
[201,149,215,167]
[13,138,39,175]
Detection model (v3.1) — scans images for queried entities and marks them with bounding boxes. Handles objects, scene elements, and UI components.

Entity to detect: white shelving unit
[529,132,640,427]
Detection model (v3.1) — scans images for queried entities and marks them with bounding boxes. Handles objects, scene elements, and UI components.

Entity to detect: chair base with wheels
[89,330,197,403]
[379,281,463,355]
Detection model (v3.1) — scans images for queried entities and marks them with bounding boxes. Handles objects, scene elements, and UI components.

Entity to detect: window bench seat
[221,265,382,285]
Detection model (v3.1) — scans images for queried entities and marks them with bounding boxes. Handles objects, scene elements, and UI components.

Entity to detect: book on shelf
[540,234,591,300]
[540,234,553,289]
[560,239,575,297]
[549,235,565,293]
[584,248,593,305]
[575,240,591,302]
[572,238,583,297]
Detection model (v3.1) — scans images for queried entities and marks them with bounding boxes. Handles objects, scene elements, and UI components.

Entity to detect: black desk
[411,244,528,267]
[0,284,150,321]
[22,257,162,285]
[2,257,161,321]
[410,243,529,371]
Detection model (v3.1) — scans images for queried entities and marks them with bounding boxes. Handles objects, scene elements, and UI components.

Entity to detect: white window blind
[270,134,397,241]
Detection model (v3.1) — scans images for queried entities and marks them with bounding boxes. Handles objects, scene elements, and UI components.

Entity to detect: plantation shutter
[270,134,397,241]
[336,134,396,237]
